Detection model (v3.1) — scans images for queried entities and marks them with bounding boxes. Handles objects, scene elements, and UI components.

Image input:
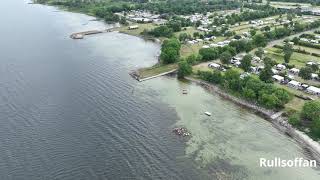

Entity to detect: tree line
[197,69,292,109]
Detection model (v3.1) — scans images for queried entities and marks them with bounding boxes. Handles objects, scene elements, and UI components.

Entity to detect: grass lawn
[192,63,214,73]
[115,23,157,37]
[174,27,198,37]
[138,63,178,79]
[285,97,306,112]
[293,45,320,54]
[180,43,203,58]
[266,47,320,68]
[180,36,226,58]
[273,83,319,111]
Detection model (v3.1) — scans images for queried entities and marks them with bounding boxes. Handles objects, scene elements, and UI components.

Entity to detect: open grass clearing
[138,63,178,79]
[266,47,320,68]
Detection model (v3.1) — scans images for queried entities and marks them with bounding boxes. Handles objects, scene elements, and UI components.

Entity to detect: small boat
[182,89,188,94]
[204,112,212,116]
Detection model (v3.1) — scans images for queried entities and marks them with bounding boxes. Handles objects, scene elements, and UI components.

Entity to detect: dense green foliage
[177,60,192,78]
[146,26,173,37]
[198,69,292,109]
[160,38,181,64]
[283,42,293,64]
[199,48,219,61]
[299,67,313,80]
[219,51,232,64]
[301,101,320,138]
[259,57,274,83]
[240,54,252,72]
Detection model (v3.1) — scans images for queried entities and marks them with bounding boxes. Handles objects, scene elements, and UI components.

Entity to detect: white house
[272,75,284,82]
[306,86,320,96]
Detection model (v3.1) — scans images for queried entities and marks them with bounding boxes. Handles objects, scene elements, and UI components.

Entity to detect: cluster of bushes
[144,18,192,38]
[177,54,203,78]
[160,38,181,64]
[300,33,315,40]
[289,100,320,139]
[273,44,320,56]
[295,40,320,50]
[199,45,237,62]
[299,64,320,80]
[144,26,174,38]
[198,69,292,109]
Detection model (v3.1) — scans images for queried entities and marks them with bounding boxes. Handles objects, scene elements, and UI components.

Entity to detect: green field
[138,63,178,79]
[115,23,157,37]
[266,47,320,68]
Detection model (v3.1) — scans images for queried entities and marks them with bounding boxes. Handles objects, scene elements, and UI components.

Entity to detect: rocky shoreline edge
[185,76,320,163]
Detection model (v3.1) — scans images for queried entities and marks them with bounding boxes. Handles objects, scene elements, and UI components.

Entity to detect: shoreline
[32,0,320,164]
[185,76,320,163]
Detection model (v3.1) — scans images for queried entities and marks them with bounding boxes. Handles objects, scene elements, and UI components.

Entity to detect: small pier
[70,29,115,39]
[130,69,177,82]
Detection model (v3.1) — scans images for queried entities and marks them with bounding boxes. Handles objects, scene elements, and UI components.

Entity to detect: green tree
[288,113,301,127]
[120,16,128,25]
[283,42,293,64]
[179,33,189,42]
[167,20,181,32]
[260,57,275,83]
[301,100,320,121]
[220,51,232,64]
[240,54,252,72]
[274,88,292,106]
[310,64,319,72]
[178,60,192,78]
[186,54,199,65]
[160,47,179,64]
[199,48,218,61]
[254,47,264,59]
[243,87,256,101]
[299,67,313,80]
[160,38,181,64]
[250,29,257,36]
[252,34,267,47]
[259,93,279,109]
